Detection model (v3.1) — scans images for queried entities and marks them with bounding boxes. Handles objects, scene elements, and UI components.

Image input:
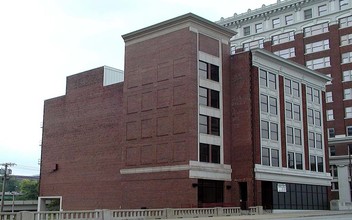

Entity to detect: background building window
[243,39,264,51]
[304,23,328,37]
[327,109,334,120]
[341,34,352,46]
[347,126,352,136]
[344,88,352,100]
[342,52,352,64]
[329,146,336,156]
[318,4,327,16]
[305,40,329,54]
[339,15,352,28]
[340,0,349,10]
[345,107,352,118]
[306,57,331,70]
[272,18,280,28]
[304,9,312,20]
[243,26,250,36]
[328,128,335,138]
[255,23,263,33]
[285,14,293,25]
[343,70,352,81]
[326,91,333,103]
[274,48,295,59]
[272,31,295,45]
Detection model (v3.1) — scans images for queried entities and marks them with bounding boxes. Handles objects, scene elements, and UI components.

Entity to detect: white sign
[277,183,287,192]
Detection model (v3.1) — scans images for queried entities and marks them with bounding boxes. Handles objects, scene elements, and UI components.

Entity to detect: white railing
[0,206,258,220]
[0,213,16,220]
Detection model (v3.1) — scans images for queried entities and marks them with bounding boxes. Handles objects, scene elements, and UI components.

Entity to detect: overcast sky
[0,0,276,176]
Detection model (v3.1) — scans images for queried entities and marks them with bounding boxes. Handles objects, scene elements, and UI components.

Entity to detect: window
[286,102,293,119]
[272,18,280,28]
[288,152,295,169]
[328,128,335,138]
[272,31,295,45]
[243,39,264,51]
[332,182,339,191]
[342,52,352,64]
[261,121,269,139]
[269,97,277,115]
[293,104,301,121]
[307,86,313,102]
[287,126,294,144]
[304,9,312,20]
[260,94,268,113]
[306,57,331,70]
[262,148,279,167]
[296,153,303,170]
[309,132,315,148]
[329,146,336,157]
[344,88,352,100]
[305,40,329,54]
[310,156,317,171]
[243,26,250,36]
[260,70,276,90]
[308,109,314,124]
[285,14,293,25]
[340,0,349,10]
[340,15,352,28]
[304,23,328,37]
[199,87,220,108]
[313,89,320,103]
[347,126,352,136]
[327,109,334,121]
[317,156,324,172]
[318,4,328,16]
[346,107,352,118]
[261,121,278,141]
[199,61,219,82]
[285,79,291,95]
[316,133,322,149]
[255,23,263,33]
[326,74,332,85]
[343,70,352,81]
[274,48,295,59]
[341,34,352,46]
[315,111,321,126]
[199,115,220,136]
[271,149,279,167]
[292,81,300,97]
[326,91,333,103]
[262,147,270,166]
[294,128,302,145]
[200,143,220,164]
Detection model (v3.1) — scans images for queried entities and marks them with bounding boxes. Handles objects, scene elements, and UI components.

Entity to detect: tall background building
[217,0,352,203]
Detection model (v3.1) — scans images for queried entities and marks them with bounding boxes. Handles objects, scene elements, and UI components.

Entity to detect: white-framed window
[243,26,250,36]
[304,8,313,20]
[285,14,293,25]
[304,23,329,37]
[344,88,352,100]
[243,39,264,51]
[326,74,332,85]
[340,0,349,10]
[343,70,352,81]
[315,110,322,126]
[342,52,352,64]
[287,152,303,170]
[261,147,279,167]
[261,120,279,141]
[260,69,276,90]
[285,78,300,97]
[318,4,328,16]
[341,34,352,46]
[327,109,334,121]
[340,15,352,28]
[255,23,263,33]
[272,31,295,45]
[274,48,295,59]
[305,40,329,54]
[326,91,333,103]
[310,155,324,172]
[286,126,302,145]
[307,86,313,102]
[345,107,352,118]
[328,128,335,138]
[272,18,280,28]
[347,126,352,136]
[306,57,331,70]
[308,108,314,124]
[260,94,277,115]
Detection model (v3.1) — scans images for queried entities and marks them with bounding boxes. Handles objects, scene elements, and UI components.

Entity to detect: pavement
[171,210,352,220]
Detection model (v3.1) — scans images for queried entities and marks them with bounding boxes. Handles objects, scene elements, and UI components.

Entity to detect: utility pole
[0,163,15,213]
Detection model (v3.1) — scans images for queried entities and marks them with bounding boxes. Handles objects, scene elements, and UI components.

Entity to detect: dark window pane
[262,121,269,139]
[200,143,209,162]
[288,152,295,169]
[199,115,208,134]
[270,123,278,141]
[261,94,268,113]
[271,149,279,167]
[199,87,208,106]
[210,90,220,108]
[262,147,270,166]
[296,153,303,170]
[211,117,220,136]
[211,145,220,164]
[260,70,267,87]
[199,61,208,79]
[210,64,219,82]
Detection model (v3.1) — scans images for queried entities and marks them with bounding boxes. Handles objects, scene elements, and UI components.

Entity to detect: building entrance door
[239,182,248,210]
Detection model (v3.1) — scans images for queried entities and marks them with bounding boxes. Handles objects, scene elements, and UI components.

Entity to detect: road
[271,213,352,220]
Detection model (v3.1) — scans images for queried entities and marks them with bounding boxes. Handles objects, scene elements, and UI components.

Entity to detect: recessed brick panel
[126,146,140,166]
[157,88,170,108]
[156,143,172,164]
[173,141,187,162]
[127,70,139,88]
[173,113,186,134]
[157,62,172,81]
[141,145,155,165]
[141,118,154,138]
[127,94,140,114]
[157,116,170,136]
[173,85,186,106]
[141,91,155,111]
[126,121,138,140]
[173,58,188,78]
[141,66,156,85]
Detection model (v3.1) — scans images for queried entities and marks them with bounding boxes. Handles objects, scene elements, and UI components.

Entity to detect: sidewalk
[170,210,352,220]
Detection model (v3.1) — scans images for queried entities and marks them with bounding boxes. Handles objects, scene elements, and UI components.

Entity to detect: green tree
[18,179,38,200]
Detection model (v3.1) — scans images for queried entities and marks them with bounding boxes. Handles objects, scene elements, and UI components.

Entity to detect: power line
[0,163,16,212]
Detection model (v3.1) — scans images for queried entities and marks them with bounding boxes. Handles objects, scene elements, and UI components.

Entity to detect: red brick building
[40,13,330,210]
